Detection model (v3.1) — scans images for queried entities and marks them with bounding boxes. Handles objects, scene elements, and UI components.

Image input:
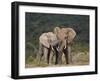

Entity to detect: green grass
[72,42,89,53]
[25,56,49,68]
[25,42,89,68]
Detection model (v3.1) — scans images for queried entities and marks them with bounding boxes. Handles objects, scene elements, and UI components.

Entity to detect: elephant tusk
[64,46,66,49]
[57,48,60,52]
[51,47,54,51]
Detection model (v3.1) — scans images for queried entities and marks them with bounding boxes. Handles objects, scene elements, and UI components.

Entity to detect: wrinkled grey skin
[38,27,76,65]
[54,27,76,64]
[38,32,60,65]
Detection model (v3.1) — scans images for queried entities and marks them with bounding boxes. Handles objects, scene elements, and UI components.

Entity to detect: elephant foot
[55,62,57,65]
[48,63,52,66]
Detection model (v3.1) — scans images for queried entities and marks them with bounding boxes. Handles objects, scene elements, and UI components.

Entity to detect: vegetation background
[25,12,89,68]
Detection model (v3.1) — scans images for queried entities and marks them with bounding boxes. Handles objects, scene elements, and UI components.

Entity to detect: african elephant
[38,32,60,65]
[54,27,76,64]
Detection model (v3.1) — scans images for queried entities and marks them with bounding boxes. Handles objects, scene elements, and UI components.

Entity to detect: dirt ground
[25,52,89,68]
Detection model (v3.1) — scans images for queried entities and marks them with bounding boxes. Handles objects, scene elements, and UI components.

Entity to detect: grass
[25,42,89,68]
[25,56,49,68]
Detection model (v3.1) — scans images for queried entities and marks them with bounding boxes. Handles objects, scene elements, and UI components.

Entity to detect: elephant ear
[46,32,58,46]
[62,28,76,43]
[67,28,76,43]
[54,27,60,35]
[39,33,50,48]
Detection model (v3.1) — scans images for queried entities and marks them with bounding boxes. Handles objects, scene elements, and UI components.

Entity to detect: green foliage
[25,56,49,68]
[26,56,34,64]
[25,13,89,67]
[72,42,89,53]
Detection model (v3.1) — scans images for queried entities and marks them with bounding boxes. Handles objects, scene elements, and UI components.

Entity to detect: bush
[26,56,34,64]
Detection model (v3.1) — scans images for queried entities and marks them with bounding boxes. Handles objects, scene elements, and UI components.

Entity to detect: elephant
[38,32,60,65]
[53,27,76,64]
[38,27,76,65]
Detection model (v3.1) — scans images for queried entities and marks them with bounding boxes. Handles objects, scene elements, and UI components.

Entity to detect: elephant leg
[55,51,58,64]
[53,46,58,64]
[63,45,72,64]
[38,44,44,65]
[63,48,68,64]
[53,46,62,65]
[50,51,54,64]
[47,47,51,64]
[58,52,62,64]
[39,52,43,64]
[43,47,48,63]
[68,46,72,64]
[48,47,55,65]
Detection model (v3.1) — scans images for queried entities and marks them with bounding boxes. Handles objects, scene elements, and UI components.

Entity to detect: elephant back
[39,32,58,48]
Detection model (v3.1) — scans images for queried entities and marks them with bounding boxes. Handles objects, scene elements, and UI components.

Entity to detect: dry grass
[25,42,89,68]
[25,51,89,68]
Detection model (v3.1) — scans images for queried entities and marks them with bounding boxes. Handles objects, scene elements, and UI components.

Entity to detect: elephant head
[39,32,58,48]
[54,27,76,64]
[38,32,60,64]
[54,27,76,50]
